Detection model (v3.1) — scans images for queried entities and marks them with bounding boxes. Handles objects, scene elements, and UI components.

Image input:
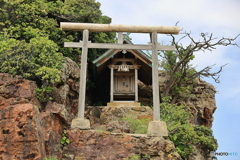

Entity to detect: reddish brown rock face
[0,74,45,159]
[0,103,46,160]
[63,129,182,160]
[0,74,63,160]
[39,111,63,158]
[186,80,217,127]
[0,69,216,160]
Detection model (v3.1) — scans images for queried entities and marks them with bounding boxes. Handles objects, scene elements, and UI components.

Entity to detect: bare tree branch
[161,31,239,102]
[175,21,180,26]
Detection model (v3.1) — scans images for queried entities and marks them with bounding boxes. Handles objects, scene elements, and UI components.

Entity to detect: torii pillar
[60,23,180,136]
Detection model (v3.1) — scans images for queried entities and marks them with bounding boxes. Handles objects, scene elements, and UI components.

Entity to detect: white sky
[97,0,240,159]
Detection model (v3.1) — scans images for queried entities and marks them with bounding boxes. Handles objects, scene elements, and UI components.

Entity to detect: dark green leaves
[161,101,218,158]
[0,0,115,83]
[0,36,63,83]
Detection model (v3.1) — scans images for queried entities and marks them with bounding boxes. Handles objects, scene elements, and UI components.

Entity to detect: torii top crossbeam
[60,22,180,34]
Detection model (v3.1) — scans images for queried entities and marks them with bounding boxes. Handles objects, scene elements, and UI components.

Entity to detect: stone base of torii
[60,22,180,137]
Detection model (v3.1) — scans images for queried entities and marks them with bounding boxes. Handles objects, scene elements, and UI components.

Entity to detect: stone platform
[87,105,153,125]
[107,101,141,107]
[86,104,168,137]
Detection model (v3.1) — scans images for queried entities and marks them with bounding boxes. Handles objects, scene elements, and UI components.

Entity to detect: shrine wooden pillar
[134,67,138,102]
[110,66,114,102]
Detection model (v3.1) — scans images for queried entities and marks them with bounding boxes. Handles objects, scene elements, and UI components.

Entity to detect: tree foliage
[0,35,63,83]
[161,97,218,158]
[0,0,115,84]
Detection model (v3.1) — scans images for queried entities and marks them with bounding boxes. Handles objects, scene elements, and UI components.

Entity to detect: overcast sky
[97,0,240,159]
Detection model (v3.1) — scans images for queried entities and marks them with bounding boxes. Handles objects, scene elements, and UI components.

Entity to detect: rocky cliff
[0,58,217,160]
[0,73,181,160]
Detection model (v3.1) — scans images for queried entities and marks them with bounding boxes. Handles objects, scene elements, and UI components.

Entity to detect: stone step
[107,101,140,107]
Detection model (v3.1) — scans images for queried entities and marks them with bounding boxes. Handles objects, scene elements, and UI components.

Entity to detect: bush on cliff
[0,36,63,83]
[161,97,218,158]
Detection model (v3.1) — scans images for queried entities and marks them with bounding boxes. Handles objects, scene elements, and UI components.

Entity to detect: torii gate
[60,22,180,136]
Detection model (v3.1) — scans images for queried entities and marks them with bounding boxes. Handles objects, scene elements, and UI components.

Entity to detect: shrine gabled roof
[92,38,152,67]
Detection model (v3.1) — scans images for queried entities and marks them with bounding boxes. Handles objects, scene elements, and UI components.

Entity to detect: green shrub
[36,86,55,103]
[160,97,218,158]
[128,155,140,160]
[0,36,63,84]
[60,130,70,146]
[128,154,150,160]
[43,157,58,160]
[120,115,149,134]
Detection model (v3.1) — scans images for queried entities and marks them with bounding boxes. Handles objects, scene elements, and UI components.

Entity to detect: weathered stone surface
[0,103,46,160]
[178,79,217,127]
[106,120,130,133]
[99,106,153,124]
[60,57,80,82]
[53,57,92,119]
[188,145,212,160]
[0,73,63,160]
[147,121,168,137]
[39,111,63,158]
[46,101,70,123]
[0,73,40,108]
[63,129,182,160]
[53,84,70,104]
[107,102,141,107]
[71,118,91,129]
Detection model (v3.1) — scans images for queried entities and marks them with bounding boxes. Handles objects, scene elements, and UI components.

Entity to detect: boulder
[0,73,63,160]
[63,129,182,160]
[0,103,46,160]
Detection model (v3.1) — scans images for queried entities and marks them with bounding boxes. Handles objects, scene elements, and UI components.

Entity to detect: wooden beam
[110,67,114,102]
[60,22,180,34]
[78,29,89,119]
[113,72,134,77]
[64,42,176,51]
[135,68,138,102]
[151,32,160,121]
[112,58,135,63]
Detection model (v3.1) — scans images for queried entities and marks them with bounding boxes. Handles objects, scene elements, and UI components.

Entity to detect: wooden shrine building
[92,35,152,103]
